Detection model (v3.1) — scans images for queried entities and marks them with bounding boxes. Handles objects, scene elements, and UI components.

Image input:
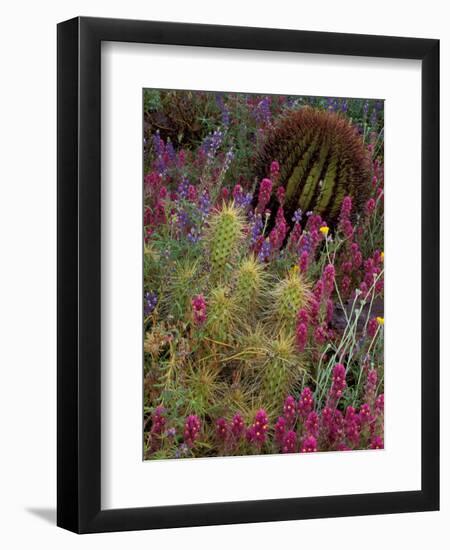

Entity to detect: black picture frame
[57,16,440,534]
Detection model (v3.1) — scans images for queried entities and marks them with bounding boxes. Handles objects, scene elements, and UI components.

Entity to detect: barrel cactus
[254,107,372,226]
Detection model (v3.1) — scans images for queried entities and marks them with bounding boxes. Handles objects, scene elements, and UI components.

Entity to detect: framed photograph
[57,16,439,533]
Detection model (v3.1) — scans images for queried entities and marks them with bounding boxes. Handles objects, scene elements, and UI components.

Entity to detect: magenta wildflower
[282,430,297,453]
[298,387,314,418]
[183,414,201,447]
[359,403,372,424]
[367,317,378,338]
[314,324,328,345]
[231,413,245,438]
[299,250,309,272]
[216,417,228,441]
[270,160,280,177]
[283,395,297,426]
[300,435,317,453]
[151,406,166,435]
[191,294,207,325]
[187,184,197,202]
[257,178,273,213]
[369,435,384,449]
[365,197,376,217]
[248,409,269,445]
[276,186,286,205]
[375,394,384,415]
[329,363,347,402]
[305,411,319,438]
[296,321,308,352]
[274,416,287,445]
[341,275,351,296]
[322,264,336,295]
[339,196,352,221]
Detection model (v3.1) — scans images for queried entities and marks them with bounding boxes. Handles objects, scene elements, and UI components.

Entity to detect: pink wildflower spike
[274,416,287,445]
[367,317,378,338]
[369,435,384,449]
[249,409,269,446]
[326,299,334,324]
[314,324,328,345]
[298,387,314,418]
[282,430,297,453]
[270,160,280,177]
[151,406,166,435]
[375,394,384,415]
[305,411,319,438]
[299,250,309,272]
[187,184,197,202]
[322,264,336,295]
[183,415,201,448]
[296,322,308,352]
[283,396,297,426]
[365,197,376,217]
[276,186,286,205]
[341,275,351,296]
[191,294,207,326]
[257,178,273,213]
[300,435,317,453]
[329,363,347,402]
[359,403,372,424]
[231,413,245,438]
[216,417,228,441]
[339,196,352,221]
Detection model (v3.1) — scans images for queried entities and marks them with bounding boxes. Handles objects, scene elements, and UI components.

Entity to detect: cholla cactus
[270,267,311,330]
[235,255,266,312]
[206,286,239,342]
[207,202,244,279]
[262,332,304,413]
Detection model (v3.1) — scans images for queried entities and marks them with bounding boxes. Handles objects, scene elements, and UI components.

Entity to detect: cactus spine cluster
[235,256,265,312]
[254,107,372,226]
[207,203,244,279]
[271,268,311,329]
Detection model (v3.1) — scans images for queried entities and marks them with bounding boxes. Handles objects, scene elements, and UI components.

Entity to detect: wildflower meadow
[143,90,384,460]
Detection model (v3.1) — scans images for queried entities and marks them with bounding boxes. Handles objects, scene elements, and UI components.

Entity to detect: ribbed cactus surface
[271,269,311,329]
[254,107,372,226]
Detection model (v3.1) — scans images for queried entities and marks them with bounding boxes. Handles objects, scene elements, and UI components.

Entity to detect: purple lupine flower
[292,209,303,224]
[254,96,271,125]
[144,291,158,316]
[183,414,201,447]
[257,239,272,262]
[282,430,297,453]
[249,214,263,246]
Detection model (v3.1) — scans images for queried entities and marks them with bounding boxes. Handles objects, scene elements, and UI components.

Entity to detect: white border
[101,42,422,509]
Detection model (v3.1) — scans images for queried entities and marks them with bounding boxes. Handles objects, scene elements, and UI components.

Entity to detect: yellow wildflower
[376,317,384,325]
[381,252,384,262]
[319,226,329,236]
